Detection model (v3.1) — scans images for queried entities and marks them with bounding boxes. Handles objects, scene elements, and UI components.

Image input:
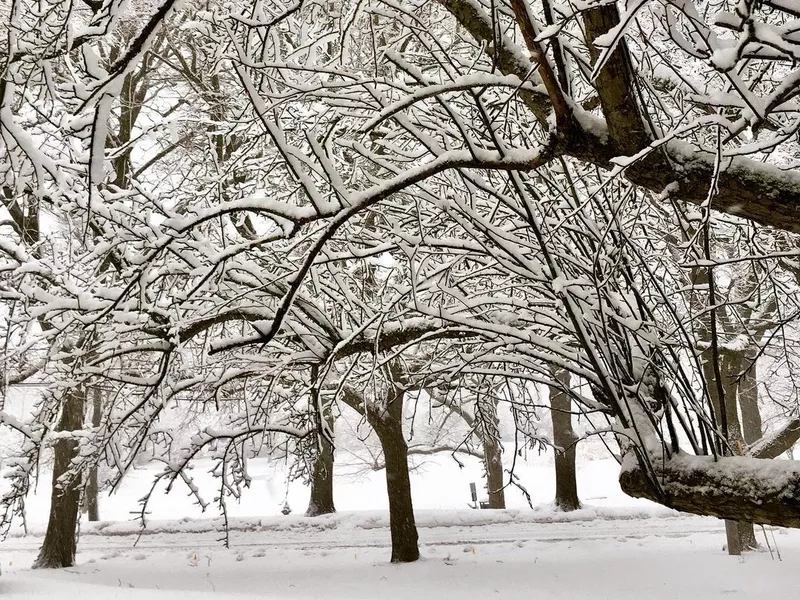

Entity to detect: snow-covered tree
[5,0,800,569]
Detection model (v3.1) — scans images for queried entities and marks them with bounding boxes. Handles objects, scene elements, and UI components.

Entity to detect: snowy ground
[1,453,798,599]
[1,510,797,599]
[1,391,796,599]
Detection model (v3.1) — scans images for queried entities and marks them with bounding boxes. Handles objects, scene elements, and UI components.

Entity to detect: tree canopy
[3,0,800,546]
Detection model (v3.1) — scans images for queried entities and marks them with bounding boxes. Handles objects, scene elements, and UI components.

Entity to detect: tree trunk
[85,468,99,523]
[734,356,761,551]
[701,358,723,438]
[721,354,746,555]
[735,520,757,552]
[478,395,505,509]
[370,390,419,563]
[550,368,580,511]
[700,351,749,555]
[483,435,506,509]
[738,363,763,447]
[33,387,85,569]
[85,386,102,522]
[306,413,336,517]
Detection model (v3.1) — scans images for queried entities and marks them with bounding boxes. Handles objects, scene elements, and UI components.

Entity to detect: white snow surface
[1,453,799,599]
[2,510,797,599]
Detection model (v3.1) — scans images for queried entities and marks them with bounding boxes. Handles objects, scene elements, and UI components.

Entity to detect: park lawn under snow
[1,510,798,600]
[1,453,799,599]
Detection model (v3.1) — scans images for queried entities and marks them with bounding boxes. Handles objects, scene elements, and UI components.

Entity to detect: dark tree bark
[483,434,505,509]
[619,451,800,528]
[85,468,99,523]
[699,343,750,555]
[751,418,800,459]
[306,412,336,517]
[581,4,650,154]
[343,384,419,563]
[371,389,419,563]
[739,361,763,447]
[550,369,580,512]
[477,394,505,509]
[85,386,102,522]
[733,354,761,551]
[717,353,747,555]
[33,388,86,569]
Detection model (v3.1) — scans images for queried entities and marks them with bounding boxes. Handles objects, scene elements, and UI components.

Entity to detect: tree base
[390,547,421,563]
[554,499,581,512]
[305,502,336,517]
[32,548,74,570]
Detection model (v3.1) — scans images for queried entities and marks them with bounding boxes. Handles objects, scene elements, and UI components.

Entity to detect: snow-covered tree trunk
[724,353,758,551]
[698,350,747,555]
[33,388,86,569]
[343,383,419,563]
[477,393,505,509]
[720,354,747,555]
[550,369,580,512]
[306,412,336,517]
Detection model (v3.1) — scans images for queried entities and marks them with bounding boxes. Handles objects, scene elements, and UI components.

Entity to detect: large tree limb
[619,451,800,527]
[438,0,800,233]
[750,418,800,460]
[582,3,650,153]
[5,359,47,386]
[436,0,552,126]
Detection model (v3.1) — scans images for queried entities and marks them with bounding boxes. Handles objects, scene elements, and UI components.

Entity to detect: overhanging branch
[438,0,800,233]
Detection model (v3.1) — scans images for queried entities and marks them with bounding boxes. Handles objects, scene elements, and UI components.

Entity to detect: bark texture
[85,386,102,522]
[478,395,505,509]
[33,388,86,569]
[550,369,580,512]
[619,452,800,528]
[85,468,100,523]
[343,385,419,563]
[733,354,760,551]
[305,414,336,517]
[582,4,650,153]
[751,419,800,459]
[738,363,763,448]
[483,435,506,509]
[720,354,748,554]
[371,393,419,562]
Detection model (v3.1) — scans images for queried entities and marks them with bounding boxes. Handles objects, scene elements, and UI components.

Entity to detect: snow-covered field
[2,390,796,599]
[2,510,797,599]
[1,453,798,599]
